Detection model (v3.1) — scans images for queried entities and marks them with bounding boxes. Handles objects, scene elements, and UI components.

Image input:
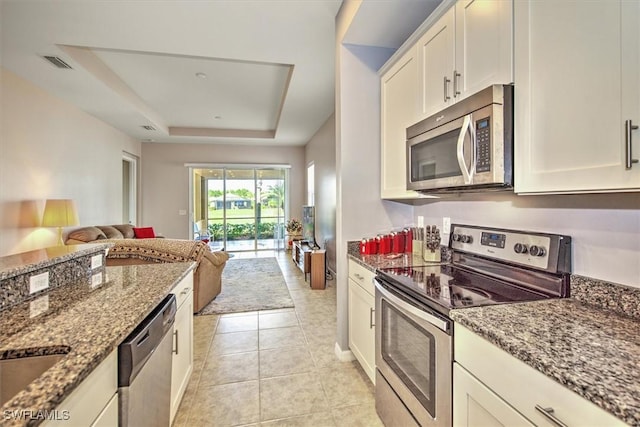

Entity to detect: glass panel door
[192,166,286,253]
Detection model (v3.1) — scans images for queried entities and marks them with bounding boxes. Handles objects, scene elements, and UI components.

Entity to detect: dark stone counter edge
[0,243,112,281]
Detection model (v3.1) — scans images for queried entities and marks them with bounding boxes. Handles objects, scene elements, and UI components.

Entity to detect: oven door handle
[375,280,449,332]
[456,113,475,184]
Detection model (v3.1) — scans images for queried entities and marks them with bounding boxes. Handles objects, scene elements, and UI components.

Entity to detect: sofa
[66,225,229,313]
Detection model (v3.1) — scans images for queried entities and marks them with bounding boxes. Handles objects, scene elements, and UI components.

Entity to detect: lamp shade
[42,199,79,227]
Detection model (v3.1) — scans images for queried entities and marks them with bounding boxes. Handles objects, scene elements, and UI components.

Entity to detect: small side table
[310,249,326,290]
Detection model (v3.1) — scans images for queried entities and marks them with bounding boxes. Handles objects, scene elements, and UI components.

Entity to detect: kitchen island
[0,261,196,426]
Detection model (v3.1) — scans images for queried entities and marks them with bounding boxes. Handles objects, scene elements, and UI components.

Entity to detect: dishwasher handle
[118,294,177,387]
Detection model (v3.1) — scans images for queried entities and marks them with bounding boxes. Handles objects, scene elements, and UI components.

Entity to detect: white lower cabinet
[454,363,533,427]
[170,271,194,424]
[42,350,117,427]
[454,324,626,427]
[347,260,376,384]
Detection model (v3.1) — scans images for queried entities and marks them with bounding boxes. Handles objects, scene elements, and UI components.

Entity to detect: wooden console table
[291,240,326,289]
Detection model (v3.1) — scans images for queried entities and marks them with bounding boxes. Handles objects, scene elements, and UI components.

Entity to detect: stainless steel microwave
[407,84,513,193]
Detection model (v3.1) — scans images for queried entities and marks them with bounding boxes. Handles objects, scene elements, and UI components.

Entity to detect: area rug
[197,257,294,315]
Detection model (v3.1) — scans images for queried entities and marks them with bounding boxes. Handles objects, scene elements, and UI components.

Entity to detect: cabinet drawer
[172,271,194,309]
[455,324,625,427]
[348,260,375,295]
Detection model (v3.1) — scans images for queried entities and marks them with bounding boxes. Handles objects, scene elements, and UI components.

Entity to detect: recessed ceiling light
[195,72,207,79]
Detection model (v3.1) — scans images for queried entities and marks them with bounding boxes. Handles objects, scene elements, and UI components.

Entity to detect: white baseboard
[334,342,355,362]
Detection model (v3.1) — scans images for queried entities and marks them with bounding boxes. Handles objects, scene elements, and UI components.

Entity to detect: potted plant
[285,218,303,250]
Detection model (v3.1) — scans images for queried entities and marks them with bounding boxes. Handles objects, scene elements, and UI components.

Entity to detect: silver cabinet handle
[625,119,639,169]
[354,273,364,281]
[369,308,375,328]
[173,329,179,355]
[453,70,461,97]
[443,76,451,102]
[181,287,191,295]
[535,405,567,427]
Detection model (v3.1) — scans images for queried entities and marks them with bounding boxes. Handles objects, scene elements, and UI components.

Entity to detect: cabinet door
[515,0,640,193]
[455,0,513,100]
[348,278,375,384]
[418,7,455,118]
[453,363,534,427]
[170,292,193,424]
[381,46,422,199]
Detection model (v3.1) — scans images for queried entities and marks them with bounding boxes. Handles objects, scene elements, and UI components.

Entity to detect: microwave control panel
[475,117,491,172]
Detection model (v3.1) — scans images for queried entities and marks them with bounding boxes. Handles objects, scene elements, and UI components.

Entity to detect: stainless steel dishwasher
[118,294,176,427]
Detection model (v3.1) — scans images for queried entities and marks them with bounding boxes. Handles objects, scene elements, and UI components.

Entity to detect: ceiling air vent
[141,125,156,131]
[42,56,73,69]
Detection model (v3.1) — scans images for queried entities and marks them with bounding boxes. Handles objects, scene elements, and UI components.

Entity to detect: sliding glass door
[192,166,287,252]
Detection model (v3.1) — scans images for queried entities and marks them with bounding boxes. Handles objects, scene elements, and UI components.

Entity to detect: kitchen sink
[0,354,66,406]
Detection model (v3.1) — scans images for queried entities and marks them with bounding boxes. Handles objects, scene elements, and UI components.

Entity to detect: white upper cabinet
[418,7,456,118]
[419,0,513,119]
[380,46,423,199]
[514,0,640,193]
[380,0,513,199]
[454,0,513,100]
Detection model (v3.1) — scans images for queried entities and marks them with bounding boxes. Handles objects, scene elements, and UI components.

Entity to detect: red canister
[367,238,378,255]
[379,234,391,254]
[360,238,367,255]
[391,232,405,254]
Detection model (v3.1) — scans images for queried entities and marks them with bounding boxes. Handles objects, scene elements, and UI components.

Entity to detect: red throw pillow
[133,227,156,239]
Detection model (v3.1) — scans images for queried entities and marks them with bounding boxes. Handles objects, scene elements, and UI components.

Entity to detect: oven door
[374,279,452,427]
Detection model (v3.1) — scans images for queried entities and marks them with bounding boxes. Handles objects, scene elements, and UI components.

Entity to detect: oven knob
[514,243,528,254]
[461,235,473,244]
[452,233,461,242]
[529,245,546,257]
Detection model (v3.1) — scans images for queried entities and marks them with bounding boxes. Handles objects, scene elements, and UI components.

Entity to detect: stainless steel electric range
[374,224,572,427]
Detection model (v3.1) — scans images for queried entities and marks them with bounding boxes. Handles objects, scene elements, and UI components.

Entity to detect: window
[190,166,289,252]
[307,162,315,205]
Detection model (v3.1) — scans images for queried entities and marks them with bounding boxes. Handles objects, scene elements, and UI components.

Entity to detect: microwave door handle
[456,114,473,184]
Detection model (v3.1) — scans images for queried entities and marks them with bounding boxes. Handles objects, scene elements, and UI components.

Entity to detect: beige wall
[305,113,337,272]
[0,68,141,256]
[140,143,305,240]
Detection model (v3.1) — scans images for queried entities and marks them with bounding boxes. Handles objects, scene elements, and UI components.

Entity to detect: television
[302,205,316,245]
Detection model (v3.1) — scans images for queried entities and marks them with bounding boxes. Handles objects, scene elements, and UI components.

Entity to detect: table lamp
[42,199,79,245]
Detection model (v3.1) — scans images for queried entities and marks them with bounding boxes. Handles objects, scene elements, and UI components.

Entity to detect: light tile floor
[173,251,384,427]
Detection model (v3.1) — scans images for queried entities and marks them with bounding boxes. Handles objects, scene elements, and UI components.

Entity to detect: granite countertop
[451,299,640,425]
[347,240,451,272]
[0,261,196,427]
[0,244,112,281]
[348,252,435,271]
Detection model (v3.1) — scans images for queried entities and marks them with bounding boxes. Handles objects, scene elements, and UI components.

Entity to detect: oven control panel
[450,224,572,273]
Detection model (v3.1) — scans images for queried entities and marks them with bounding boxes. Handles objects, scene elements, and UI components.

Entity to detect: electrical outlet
[443,217,451,234]
[91,254,103,269]
[29,272,50,294]
[29,295,49,318]
[417,216,424,227]
[91,272,104,288]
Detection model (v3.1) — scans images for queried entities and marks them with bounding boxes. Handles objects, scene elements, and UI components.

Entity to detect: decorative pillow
[97,226,124,239]
[112,224,135,239]
[133,227,156,239]
[67,227,107,243]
